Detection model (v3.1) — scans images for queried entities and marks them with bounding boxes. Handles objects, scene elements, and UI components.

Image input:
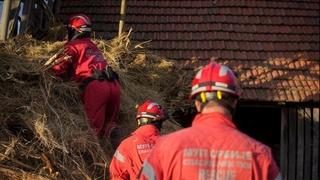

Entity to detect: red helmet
[136,100,165,121]
[68,14,92,33]
[190,63,242,99]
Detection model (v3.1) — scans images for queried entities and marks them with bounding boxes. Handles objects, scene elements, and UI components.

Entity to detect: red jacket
[110,125,160,180]
[140,112,280,180]
[51,38,106,83]
[50,38,120,138]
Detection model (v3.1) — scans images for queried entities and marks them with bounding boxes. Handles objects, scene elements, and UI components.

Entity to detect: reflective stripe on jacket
[140,112,280,180]
[110,125,160,180]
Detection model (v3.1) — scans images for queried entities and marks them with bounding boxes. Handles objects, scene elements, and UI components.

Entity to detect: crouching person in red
[49,14,121,149]
[109,100,167,180]
[139,62,281,180]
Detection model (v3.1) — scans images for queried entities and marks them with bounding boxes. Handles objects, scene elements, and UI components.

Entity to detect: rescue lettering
[137,143,154,149]
[137,143,154,154]
[183,159,251,169]
[184,148,252,160]
[183,148,252,179]
[184,148,209,158]
[198,169,235,180]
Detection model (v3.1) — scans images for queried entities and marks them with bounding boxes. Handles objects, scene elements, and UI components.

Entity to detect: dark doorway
[234,105,281,165]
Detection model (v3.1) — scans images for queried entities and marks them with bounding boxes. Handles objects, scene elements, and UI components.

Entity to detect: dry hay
[95,31,185,133]
[0,32,188,179]
[0,38,108,179]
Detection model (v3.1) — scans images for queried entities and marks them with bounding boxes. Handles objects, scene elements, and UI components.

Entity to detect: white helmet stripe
[147,103,158,110]
[215,82,228,88]
[195,69,202,79]
[191,86,237,96]
[219,65,229,76]
[79,27,92,32]
[137,114,157,119]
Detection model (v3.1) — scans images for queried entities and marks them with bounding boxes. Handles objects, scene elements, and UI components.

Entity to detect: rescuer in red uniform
[109,100,167,180]
[139,62,281,180]
[49,14,122,149]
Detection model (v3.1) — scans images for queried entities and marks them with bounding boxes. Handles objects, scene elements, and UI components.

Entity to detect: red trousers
[81,80,120,137]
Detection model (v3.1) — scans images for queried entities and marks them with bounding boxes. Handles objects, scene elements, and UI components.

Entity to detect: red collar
[192,112,236,129]
[132,124,160,137]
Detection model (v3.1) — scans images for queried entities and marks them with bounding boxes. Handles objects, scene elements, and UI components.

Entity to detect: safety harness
[79,66,119,91]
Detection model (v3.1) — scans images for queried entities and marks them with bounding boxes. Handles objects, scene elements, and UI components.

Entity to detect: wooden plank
[304,108,312,180]
[7,0,21,37]
[0,0,12,40]
[296,108,305,180]
[20,0,33,34]
[281,108,288,180]
[118,0,127,37]
[47,0,53,9]
[312,108,319,180]
[288,108,297,180]
[53,0,62,15]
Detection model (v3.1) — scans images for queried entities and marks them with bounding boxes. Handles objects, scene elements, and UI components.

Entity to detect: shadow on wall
[234,106,281,165]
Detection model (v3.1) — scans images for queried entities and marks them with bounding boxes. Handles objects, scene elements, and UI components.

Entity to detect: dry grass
[0,31,190,179]
[0,43,108,179]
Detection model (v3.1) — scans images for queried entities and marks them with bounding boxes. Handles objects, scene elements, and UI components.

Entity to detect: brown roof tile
[59,0,320,102]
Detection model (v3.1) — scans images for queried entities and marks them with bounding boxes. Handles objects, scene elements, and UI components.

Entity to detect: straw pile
[0,36,108,179]
[94,30,190,133]
[0,31,190,179]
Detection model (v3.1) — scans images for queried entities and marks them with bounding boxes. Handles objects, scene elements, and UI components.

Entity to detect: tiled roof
[186,57,319,102]
[58,0,319,103]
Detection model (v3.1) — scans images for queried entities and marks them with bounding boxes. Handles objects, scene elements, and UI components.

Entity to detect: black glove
[104,66,119,82]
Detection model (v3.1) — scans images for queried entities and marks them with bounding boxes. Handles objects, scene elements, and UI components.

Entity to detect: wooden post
[118,0,127,37]
[288,108,297,180]
[53,0,62,15]
[304,108,312,180]
[312,108,319,180]
[7,0,21,37]
[20,0,33,34]
[47,0,53,9]
[281,108,288,180]
[296,108,305,180]
[0,0,12,40]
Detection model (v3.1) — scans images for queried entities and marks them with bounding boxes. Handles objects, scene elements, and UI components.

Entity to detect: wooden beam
[47,0,53,9]
[20,0,33,34]
[304,108,312,180]
[0,0,12,40]
[280,108,288,180]
[53,0,62,15]
[288,108,297,180]
[297,108,305,180]
[7,0,21,37]
[118,0,127,37]
[312,108,319,180]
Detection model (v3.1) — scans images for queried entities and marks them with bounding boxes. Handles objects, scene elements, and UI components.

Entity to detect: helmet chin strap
[69,31,84,41]
[137,118,163,131]
[68,28,90,41]
[199,92,208,112]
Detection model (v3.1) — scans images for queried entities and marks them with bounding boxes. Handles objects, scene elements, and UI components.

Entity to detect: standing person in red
[139,62,281,180]
[49,14,121,149]
[109,100,167,180]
